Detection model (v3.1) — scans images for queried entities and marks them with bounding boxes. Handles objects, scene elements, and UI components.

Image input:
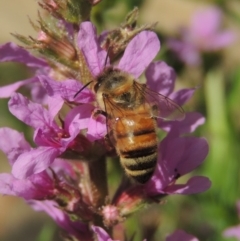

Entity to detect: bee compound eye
[94,82,101,93]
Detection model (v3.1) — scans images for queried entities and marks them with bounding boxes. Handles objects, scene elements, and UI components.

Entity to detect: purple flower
[145,61,195,106]
[29,200,93,240]
[166,230,199,241]
[92,226,120,241]
[38,76,95,112]
[0,128,94,239]
[78,21,160,79]
[0,42,47,68]
[7,92,95,179]
[0,42,95,107]
[0,128,59,199]
[92,225,147,241]
[144,60,198,131]
[223,201,240,240]
[0,42,49,100]
[92,226,199,241]
[36,75,105,141]
[224,225,240,240]
[0,171,55,200]
[144,132,210,196]
[167,7,235,65]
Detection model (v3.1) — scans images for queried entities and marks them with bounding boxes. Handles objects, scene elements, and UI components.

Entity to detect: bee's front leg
[92,108,107,118]
[91,109,116,155]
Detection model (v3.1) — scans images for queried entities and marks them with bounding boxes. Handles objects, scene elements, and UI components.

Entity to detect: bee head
[94,67,132,95]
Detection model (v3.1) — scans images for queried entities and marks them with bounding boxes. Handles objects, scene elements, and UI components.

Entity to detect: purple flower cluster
[167,7,235,65]
[0,20,210,240]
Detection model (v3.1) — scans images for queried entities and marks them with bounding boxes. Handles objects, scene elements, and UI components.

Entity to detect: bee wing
[135,82,185,121]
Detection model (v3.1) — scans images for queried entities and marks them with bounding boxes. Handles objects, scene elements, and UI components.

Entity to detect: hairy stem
[87,156,108,226]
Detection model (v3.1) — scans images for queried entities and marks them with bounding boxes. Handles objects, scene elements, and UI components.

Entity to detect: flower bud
[114,186,146,216]
[101,205,122,227]
[40,0,92,25]
[100,7,156,62]
[37,31,77,61]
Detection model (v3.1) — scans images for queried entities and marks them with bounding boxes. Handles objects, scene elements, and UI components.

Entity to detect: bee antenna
[74,81,93,99]
[104,47,110,67]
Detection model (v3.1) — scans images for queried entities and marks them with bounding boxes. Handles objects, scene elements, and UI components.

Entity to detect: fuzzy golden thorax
[94,67,139,110]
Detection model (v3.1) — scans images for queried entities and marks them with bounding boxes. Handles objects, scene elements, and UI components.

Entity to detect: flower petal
[176,137,209,175]
[191,7,222,39]
[29,200,92,240]
[8,93,56,129]
[64,104,94,134]
[77,22,107,76]
[145,135,209,196]
[9,172,54,200]
[0,128,30,165]
[167,39,200,66]
[159,112,205,134]
[210,31,235,50]
[0,42,47,68]
[0,173,47,199]
[30,82,48,104]
[145,61,175,96]
[0,77,37,98]
[169,88,195,106]
[92,226,119,241]
[30,79,48,105]
[46,96,64,119]
[87,114,107,141]
[164,176,211,194]
[166,229,199,241]
[38,75,94,103]
[12,147,60,178]
[118,31,160,78]
[0,173,16,196]
[51,158,76,178]
[145,137,187,194]
[223,225,240,239]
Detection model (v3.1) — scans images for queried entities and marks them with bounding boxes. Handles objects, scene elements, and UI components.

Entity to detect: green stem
[204,69,239,204]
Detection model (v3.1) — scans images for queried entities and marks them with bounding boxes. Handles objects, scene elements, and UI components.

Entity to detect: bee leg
[91,109,115,155]
[104,133,116,156]
[151,104,158,117]
[92,109,107,118]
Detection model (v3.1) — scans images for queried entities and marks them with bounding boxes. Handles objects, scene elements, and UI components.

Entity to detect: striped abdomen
[113,112,158,184]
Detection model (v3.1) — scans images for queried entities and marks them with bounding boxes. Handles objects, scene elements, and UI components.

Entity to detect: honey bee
[93,66,185,184]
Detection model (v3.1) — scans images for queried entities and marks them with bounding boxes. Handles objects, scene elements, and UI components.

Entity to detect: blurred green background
[0,0,240,240]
